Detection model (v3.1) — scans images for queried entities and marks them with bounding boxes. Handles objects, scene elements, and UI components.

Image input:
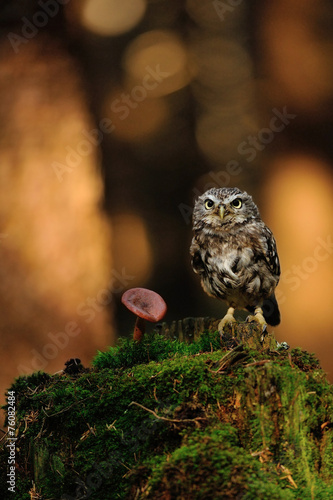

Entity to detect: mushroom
[121,288,167,342]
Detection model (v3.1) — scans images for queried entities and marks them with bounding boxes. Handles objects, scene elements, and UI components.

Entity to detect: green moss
[1,326,333,499]
[144,427,295,499]
[92,330,223,370]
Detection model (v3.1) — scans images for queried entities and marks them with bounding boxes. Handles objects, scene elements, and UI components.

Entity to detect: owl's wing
[262,226,280,278]
[190,238,206,274]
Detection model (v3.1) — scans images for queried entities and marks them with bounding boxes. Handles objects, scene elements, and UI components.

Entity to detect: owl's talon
[246,307,267,332]
[218,307,236,333]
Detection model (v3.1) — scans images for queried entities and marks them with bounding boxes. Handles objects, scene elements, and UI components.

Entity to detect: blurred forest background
[1,0,333,413]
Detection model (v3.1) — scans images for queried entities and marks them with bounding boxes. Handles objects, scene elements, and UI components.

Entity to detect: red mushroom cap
[121,288,167,322]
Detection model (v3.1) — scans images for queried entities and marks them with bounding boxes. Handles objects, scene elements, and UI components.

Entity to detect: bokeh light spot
[264,155,333,343]
[260,1,333,114]
[123,30,192,96]
[80,0,147,36]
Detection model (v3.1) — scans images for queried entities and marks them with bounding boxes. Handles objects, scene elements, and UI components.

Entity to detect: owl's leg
[246,306,267,330]
[218,307,236,332]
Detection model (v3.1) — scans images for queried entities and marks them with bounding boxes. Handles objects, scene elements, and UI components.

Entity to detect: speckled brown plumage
[190,187,280,330]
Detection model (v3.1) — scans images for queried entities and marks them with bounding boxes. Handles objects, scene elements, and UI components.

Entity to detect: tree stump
[1,319,332,499]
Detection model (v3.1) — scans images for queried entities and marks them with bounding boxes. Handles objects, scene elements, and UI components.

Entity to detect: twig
[129,402,207,424]
[209,344,246,373]
[245,360,271,368]
[43,392,101,418]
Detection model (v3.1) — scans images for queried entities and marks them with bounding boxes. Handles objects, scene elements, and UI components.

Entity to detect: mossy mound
[1,325,333,499]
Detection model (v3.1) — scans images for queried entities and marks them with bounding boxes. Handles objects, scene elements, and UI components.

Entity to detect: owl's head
[192,187,260,232]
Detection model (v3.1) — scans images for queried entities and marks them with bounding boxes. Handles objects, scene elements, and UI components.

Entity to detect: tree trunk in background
[0,34,114,413]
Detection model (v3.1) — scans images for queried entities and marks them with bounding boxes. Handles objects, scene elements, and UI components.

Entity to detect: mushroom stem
[134,316,145,342]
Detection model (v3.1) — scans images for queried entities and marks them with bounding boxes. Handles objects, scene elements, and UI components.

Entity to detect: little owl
[190,187,280,332]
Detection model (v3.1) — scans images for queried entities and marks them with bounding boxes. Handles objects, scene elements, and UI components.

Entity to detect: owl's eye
[231,198,242,209]
[204,199,215,210]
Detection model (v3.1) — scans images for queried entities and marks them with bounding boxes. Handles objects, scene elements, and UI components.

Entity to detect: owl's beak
[219,205,225,219]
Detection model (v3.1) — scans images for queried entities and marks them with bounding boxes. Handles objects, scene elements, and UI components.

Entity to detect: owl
[190,187,280,332]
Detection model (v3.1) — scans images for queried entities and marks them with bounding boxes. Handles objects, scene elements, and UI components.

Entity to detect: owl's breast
[191,232,278,308]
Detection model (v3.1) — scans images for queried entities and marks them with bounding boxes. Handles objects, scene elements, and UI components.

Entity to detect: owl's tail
[246,293,281,326]
[262,294,280,326]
